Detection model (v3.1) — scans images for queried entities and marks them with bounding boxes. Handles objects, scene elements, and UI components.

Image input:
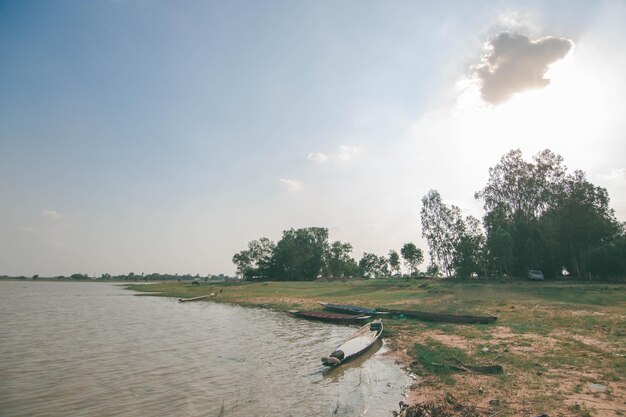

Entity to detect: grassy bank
[127,278,625,416]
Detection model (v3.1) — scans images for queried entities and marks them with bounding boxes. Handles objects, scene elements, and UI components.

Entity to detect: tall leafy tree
[420,190,459,277]
[475,149,566,276]
[542,170,622,277]
[400,243,423,276]
[486,227,514,276]
[451,215,485,278]
[269,227,329,281]
[388,250,401,277]
[232,237,275,279]
[326,241,358,278]
[358,252,389,279]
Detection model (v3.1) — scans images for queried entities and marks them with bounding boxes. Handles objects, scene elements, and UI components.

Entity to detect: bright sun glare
[455,43,614,158]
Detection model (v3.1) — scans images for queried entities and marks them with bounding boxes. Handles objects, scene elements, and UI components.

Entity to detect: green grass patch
[411,338,470,383]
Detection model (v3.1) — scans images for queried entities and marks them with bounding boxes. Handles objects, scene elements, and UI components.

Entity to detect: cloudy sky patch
[475,32,573,104]
[279,179,303,192]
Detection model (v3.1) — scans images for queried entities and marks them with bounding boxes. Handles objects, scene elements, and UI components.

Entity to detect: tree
[541,170,622,277]
[486,227,514,276]
[475,149,565,276]
[475,149,566,222]
[451,215,485,278]
[420,190,459,277]
[400,243,423,276]
[358,252,389,279]
[232,237,275,279]
[584,234,626,278]
[326,241,358,278]
[388,250,401,276]
[476,149,622,277]
[269,227,329,280]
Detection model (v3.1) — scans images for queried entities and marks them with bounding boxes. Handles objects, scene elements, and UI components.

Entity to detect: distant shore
[129,278,624,416]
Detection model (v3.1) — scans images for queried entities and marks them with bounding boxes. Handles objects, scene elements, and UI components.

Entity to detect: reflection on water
[0,282,407,416]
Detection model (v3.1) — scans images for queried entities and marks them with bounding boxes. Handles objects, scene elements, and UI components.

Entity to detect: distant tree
[420,190,459,277]
[232,237,275,279]
[451,215,485,278]
[358,252,389,279]
[426,263,440,277]
[388,250,401,276]
[584,234,626,278]
[269,227,329,280]
[70,273,87,280]
[486,228,514,276]
[32,274,39,280]
[326,241,358,278]
[476,149,622,278]
[400,243,423,277]
[541,170,622,277]
[475,149,566,276]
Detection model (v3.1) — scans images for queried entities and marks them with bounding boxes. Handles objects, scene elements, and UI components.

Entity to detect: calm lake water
[0,281,407,416]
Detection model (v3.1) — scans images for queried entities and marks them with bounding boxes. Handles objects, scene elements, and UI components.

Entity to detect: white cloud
[41,209,62,220]
[474,32,573,104]
[598,168,626,184]
[308,145,361,164]
[336,145,360,161]
[307,152,329,163]
[279,179,303,191]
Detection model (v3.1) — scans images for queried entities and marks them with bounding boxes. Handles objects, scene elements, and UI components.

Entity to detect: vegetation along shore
[128,278,625,417]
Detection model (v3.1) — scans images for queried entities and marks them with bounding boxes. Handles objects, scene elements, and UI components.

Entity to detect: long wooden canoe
[178,295,212,302]
[289,310,371,324]
[376,308,497,324]
[318,302,387,316]
[321,319,384,367]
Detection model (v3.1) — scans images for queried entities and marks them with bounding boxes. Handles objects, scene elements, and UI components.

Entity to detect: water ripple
[0,282,407,416]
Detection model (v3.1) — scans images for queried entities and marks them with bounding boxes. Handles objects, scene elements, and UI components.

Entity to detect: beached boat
[318,302,386,316]
[376,308,496,324]
[178,295,212,302]
[321,319,384,367]
[289,310,371,324]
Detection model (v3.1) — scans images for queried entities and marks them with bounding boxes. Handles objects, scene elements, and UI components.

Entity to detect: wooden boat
[318,302,387,316]
[376,308,497,324]
[178,295,212,302]
[289,310,371,324]
[321,319,384,367]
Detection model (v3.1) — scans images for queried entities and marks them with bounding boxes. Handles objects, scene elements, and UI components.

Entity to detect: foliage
[359,252,390,279]
[475,149,623,278]
[326,241,359,278]
[269,227,330,281]
[388,250,401,276]
[400,243,424,276]
[420,190,459,277]
[451,215,485,278]
[232,237,275,279]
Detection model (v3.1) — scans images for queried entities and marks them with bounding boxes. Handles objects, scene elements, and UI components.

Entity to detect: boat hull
[318,302,384,316]
[289,310,371,324]
[321,319,384,367]
[378,308,496,324]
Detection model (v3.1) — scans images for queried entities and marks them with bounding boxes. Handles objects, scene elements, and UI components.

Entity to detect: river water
[0,281,407,416]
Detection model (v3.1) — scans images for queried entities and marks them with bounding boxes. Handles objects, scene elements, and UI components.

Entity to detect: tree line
[233,149,625,280]
[1,273,235,281]
[422,149,625,279]
[232,227,424,280]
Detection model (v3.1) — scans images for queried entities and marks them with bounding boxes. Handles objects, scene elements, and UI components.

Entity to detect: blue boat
[318,302,387,316]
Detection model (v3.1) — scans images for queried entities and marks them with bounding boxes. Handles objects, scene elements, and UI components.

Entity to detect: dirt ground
[386,324,625,417]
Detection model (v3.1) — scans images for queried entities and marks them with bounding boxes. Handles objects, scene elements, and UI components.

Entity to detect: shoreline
[126,279,626,416]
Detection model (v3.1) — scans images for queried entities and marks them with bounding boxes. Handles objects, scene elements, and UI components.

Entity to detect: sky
[1,1,625,277]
